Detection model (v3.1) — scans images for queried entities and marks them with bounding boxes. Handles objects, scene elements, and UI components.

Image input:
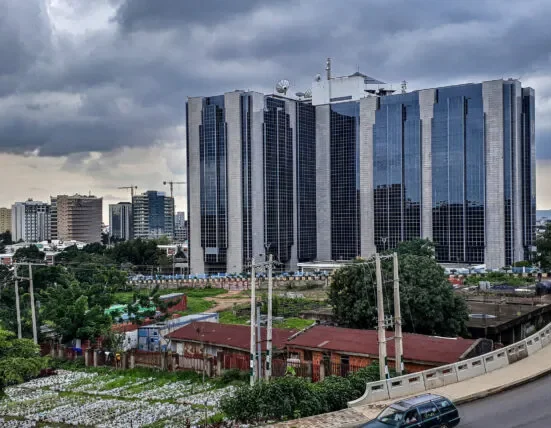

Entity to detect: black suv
[360,393,460,428]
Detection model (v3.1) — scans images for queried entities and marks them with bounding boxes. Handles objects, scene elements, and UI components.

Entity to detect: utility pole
[256,302,262,379]
[29,264,38,345]
[393,252,403,375]
[265,254,273,380]
[14,264,22,339]
[249,259,256,386]
[375,253,388,380]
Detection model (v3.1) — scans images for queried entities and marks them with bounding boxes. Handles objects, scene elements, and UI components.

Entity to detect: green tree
[328,252,469,337]
[537,224,551,270]
[396,238,436,258]
[0,241,4,254]
[0,231,13,245]
[0,329,48,395]
[40,275,113,343]
[13,245,45,262]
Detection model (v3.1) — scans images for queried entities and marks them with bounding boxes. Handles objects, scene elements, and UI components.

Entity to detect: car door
[416,403,442,428]
[401,409,422,428]
[432,398,460,426]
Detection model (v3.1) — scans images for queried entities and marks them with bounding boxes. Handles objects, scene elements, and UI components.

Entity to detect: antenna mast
[401,80,408,94]
[326,57,332,80]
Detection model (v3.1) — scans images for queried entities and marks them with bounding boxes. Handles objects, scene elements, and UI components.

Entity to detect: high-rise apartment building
[11,200,51,242]
[132,191,174,240]
[49,196,58,240]
[109,202,132,241]
[0,207,11,233]
[187,65,536,273]
[56,194,102,243]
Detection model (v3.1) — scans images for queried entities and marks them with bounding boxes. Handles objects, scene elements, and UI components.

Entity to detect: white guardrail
[348,323,551,407]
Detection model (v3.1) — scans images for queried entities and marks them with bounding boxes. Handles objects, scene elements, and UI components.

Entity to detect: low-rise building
[286,325,490,374]
[166,322,296,366]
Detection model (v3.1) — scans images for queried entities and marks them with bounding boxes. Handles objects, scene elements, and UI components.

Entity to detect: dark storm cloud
[113,0,290,30]
[0,0,550,159]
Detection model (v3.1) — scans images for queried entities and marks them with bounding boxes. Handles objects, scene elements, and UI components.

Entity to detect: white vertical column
[419,89,436,241]
[287,99,299,270]
[359,97,377,258]
[250,93,265,260]
[225,92,244,273]
[187,97,205,274]
[315,104,332,260]
[483,80,506,269]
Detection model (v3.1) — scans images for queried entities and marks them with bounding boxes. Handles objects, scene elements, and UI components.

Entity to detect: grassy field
[218,309,314,330]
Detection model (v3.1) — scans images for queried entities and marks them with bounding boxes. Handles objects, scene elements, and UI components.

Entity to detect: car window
[376,406,405,426]
[402,409,420,426]
[417,403,439,421]
[433,399,454,411]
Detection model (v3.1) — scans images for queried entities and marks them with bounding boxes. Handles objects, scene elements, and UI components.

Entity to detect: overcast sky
[2,0,551,222]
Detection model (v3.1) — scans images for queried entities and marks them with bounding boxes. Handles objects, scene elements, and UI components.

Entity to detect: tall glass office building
[187,72,536,273]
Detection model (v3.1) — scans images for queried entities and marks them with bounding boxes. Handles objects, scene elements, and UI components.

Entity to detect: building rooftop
[286,325,477,364]
[166,322,297,352]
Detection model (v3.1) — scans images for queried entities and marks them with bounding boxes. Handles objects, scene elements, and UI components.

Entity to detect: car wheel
[439,424,448,428]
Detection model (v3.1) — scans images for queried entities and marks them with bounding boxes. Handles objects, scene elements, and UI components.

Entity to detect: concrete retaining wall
[348,321,551,407]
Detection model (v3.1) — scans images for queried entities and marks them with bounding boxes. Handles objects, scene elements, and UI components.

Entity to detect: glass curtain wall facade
[330,102,360,260]
[264,97,294,264]
[199,96,227,266]
[241,94,253,264]
[296,102,317,262]
[431,85,485,263]
[522,88,536,259]
[373,93,421,253]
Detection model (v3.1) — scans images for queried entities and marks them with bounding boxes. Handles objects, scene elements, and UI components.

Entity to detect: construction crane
[118,185,138,200]
[163,181,185,198]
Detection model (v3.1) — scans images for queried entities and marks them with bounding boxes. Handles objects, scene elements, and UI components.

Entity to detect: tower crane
[118,185,138,200]
[163,181,185,198]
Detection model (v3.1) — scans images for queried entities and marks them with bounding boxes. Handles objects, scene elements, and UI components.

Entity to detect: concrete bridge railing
[348,321,551,407]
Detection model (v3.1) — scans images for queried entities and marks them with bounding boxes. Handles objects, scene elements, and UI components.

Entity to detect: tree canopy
[0,328,47,395]
[537,224,551,270]
[328,240,469,337]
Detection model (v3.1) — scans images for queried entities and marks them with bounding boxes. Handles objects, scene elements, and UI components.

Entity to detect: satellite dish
[315,74,321,82]
[276,79,290,95]
[304,89,312,98]
[295,92,305,98]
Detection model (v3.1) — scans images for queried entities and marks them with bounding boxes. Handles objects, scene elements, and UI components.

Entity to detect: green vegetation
[273,318,315,330]
[178,297,216,315]
[463,271,535,286]
[218,310,248,325]
[329,239,470,337]
[0,328,48,395]
[220,364,384,423]
[538,223,551,270]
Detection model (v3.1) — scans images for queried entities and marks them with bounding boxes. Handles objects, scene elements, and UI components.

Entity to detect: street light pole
[375,253,388,380]
[265,254,273,380]
[393,252,403,375]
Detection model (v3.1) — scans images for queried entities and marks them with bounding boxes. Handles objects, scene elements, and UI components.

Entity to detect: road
[459,374,551,427]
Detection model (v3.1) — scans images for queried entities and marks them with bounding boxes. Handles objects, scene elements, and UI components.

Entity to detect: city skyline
[1,0,551,217]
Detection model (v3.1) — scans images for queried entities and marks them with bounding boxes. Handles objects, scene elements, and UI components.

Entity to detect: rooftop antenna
[326,57,332,80]
[401,80,408,94]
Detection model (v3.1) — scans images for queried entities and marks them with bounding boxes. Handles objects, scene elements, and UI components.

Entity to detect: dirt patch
[205,290,249,312]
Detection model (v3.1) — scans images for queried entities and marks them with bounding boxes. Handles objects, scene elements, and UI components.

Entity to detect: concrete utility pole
[249,259,256,386]
[256,302,262,379]
[14,265,22,339]
[375,253,388,380]
[393,252,403,375]
[265,254,273,380]
[29,264,38,344]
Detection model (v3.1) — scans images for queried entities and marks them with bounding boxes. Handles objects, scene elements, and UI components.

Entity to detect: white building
[11,199,51,243]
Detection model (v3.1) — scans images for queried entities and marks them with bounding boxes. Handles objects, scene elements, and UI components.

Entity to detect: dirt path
[205,290,249,312]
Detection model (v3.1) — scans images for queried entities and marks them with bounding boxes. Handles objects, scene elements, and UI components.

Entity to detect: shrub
[220,363,383,423]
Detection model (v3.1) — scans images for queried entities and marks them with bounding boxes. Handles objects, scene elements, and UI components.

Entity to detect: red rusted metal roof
[166,322,297,352]
[286,325,476,364]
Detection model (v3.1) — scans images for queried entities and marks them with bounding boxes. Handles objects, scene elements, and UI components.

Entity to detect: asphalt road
[458,374,551,427]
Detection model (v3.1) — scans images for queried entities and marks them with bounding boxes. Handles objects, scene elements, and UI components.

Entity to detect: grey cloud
[0,0,551,162]
[113,0,290,31]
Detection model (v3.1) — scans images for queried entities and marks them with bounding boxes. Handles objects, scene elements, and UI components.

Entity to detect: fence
[348,322,551,407]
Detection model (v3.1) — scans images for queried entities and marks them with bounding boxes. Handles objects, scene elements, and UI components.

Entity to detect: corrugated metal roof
[286,325,476,364]
[166,322,296,352]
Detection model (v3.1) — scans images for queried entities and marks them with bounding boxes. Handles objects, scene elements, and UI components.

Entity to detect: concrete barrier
[387,373,426,399]
[348,380,390,407]
[455,355,486,381]
[540,327,551,347]
[482,349,509,373]
[526,334,543,355]
[507,341,528,363]
[423,364,458,389]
